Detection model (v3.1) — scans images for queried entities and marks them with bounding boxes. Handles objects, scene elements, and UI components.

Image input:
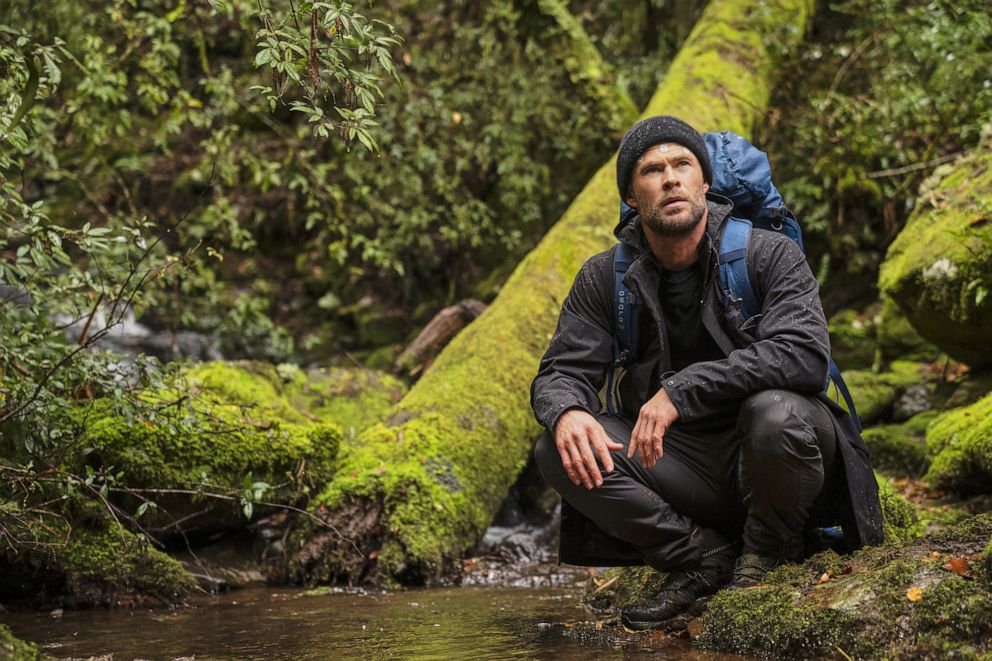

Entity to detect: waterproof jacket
[530,196,884,559]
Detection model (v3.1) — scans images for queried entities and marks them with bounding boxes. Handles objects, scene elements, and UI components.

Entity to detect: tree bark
[394,299,487,377]
[292,0,815,585]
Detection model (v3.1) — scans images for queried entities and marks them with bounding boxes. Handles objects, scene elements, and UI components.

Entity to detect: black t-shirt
[660,264,724,372]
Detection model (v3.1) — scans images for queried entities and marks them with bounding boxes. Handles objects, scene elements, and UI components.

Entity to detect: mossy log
[697,513,992,658]
[0,513,196,608]
[71,363,404,535]
[879,141,992,367]
[926,392,992,494]
[291,0,815,586]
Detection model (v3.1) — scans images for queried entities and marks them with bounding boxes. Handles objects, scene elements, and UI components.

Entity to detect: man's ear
[625,192,638,208]
[702,182,710,194]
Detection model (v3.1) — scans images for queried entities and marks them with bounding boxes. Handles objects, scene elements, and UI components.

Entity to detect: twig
[865,151,964,179]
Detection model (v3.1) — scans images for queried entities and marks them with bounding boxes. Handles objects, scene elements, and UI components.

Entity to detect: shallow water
[4,585,740,660]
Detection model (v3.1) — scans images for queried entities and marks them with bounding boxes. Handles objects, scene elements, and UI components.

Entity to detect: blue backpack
[607,131,862,431]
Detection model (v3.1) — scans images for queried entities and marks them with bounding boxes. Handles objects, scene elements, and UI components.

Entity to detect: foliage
[758,0,992,308]
[567,0,705,109]
[0,0,399,599]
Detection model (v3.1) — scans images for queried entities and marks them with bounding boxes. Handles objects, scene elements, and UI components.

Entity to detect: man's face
[625,142,709,238]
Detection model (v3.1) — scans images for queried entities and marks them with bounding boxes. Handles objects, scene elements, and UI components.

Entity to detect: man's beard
[640,197,707,238]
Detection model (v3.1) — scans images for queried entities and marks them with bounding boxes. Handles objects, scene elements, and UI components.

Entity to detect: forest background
[3,0,992,655]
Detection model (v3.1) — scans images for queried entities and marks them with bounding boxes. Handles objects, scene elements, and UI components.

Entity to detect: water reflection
[4,586,740,660]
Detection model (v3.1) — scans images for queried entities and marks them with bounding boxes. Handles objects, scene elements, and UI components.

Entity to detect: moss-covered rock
[698,513,992,658]
[290,0,816,586]
[878,141,992,367]
[944,369,992,410]
[828,305,880,368]
[582,473,920,613]
[876,473,924,543]
[926,392,992,494]
[877,296,940,363]
[0,624,42,661]
[861,411,936,477]
[837,360,931,425]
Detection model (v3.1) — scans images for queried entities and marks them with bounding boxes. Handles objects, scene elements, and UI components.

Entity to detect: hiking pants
[534,389,837,571]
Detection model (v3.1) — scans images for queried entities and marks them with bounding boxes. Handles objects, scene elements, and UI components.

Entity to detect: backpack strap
[607,242,638,416]
[719,217,864,431]
[718,217,761,320]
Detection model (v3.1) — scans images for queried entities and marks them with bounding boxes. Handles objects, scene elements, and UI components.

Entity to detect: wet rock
[892,384,933,421]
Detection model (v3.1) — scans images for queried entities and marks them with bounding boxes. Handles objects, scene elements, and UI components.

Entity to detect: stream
[2,584,741,660]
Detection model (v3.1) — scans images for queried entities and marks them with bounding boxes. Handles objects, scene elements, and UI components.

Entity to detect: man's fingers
[590,432,615,475]
[556,441,581,487]
[567,442,594,490]
[638,418,655,467]
[653,428,664,462]
[576,438,602,488]
[628,417,643,459]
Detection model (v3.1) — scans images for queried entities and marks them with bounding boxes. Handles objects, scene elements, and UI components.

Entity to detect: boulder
[926,392,992,495]
[879,142,992,367]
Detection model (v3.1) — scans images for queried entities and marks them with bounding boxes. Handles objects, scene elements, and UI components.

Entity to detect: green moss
[879,141,992,367]
[861,411,936,477]
[581,566,666,612]
[698,513,992,658]
[76,362,406,497]
[836,360,930,425]
[0,624,42,661]
[945,369,992,409]
[1,511,196,607]
[877,296,940,363]
[926,393,992,494]
[829,305,879,368]
[876,473,924,542]
[292,0,816,587]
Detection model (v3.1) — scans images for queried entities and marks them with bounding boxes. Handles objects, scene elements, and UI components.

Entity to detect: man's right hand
[554,409,624,490]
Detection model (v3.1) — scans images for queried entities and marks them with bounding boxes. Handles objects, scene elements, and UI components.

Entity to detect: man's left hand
[628,388,680,469]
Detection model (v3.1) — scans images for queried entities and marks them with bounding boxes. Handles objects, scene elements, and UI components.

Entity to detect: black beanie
[616,115,712,198]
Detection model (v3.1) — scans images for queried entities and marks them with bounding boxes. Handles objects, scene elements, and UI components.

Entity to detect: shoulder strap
[607,243,638,416]
[718,217,863,430]
[718,216,761,320]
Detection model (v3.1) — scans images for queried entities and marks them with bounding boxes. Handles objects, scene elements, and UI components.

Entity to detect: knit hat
[616,115,712,198]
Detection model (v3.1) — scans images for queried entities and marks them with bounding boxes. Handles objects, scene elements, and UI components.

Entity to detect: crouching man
[530,115,883,630]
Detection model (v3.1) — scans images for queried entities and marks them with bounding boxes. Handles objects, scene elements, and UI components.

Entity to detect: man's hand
[554,409,624,490]
[629,388,679,469]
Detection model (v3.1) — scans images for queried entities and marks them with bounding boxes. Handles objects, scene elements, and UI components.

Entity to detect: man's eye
[678,160,691,167]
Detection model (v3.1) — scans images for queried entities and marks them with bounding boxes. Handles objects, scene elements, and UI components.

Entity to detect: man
[530,116,882,630]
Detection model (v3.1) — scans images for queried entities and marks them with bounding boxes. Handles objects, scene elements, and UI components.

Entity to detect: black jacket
[530,197,883,557]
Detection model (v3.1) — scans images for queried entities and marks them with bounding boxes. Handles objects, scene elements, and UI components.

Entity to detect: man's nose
[662,166,681,189]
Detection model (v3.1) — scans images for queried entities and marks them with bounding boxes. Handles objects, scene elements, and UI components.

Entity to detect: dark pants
[534,389,837,571]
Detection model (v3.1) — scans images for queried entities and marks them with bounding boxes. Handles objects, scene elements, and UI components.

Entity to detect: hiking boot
[726,552,785,589]
[620,544,735,631]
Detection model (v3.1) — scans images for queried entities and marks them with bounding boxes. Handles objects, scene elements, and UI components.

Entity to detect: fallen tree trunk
[394,299,487,377]
[292,0,815,585]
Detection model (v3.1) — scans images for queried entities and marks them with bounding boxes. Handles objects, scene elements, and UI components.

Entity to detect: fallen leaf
[906,587,924,602]
[368,550,379,560]
[930,551,942,559]
[819,572,831,583]
[946,556,970,576]
[595,620,603,631]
